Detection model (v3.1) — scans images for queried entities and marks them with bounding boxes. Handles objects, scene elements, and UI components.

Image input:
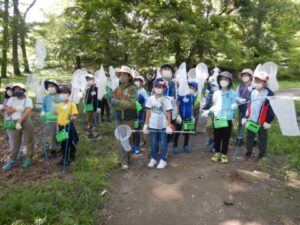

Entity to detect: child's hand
[263,122,271,129]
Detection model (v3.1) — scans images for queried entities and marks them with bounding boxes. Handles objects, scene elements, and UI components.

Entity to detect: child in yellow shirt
[56,86,79,166]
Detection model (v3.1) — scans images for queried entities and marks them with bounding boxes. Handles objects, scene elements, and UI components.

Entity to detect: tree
[1,0,9,78]
[12,0,21,75]
[19,0,36,73]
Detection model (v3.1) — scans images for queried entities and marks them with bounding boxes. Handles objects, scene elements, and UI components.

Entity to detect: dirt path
[101,133,300,225]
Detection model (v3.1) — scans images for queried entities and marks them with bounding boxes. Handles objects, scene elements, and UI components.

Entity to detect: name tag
[183,97,189,103]
[91,91,96,96]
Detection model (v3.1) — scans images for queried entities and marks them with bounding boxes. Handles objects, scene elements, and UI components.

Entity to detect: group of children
[0,63,275,172]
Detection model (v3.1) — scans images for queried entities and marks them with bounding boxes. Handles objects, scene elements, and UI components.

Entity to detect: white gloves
[239,98,247,104]
[40,111,45,117]
[241,118,247,125]
[176,115,182,124]
[14,106,25,112]
[143,124,149,134]
[166,125,173,134]
[263,122,271,129]
[16,122,22,130]
[231,103,238,110]
[201,110,210,118]
[0,104,3,111]
[97,108,101,113]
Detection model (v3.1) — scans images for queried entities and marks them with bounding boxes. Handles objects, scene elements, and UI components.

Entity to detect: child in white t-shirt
[143,78,173,169]
[2,83,34,171]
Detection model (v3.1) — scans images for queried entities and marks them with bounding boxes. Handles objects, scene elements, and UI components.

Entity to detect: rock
[223,194,235,206]
[236,169,270,183]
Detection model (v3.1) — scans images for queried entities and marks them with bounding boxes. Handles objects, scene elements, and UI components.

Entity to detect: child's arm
[18,108,32,124]
[144,109,151,126]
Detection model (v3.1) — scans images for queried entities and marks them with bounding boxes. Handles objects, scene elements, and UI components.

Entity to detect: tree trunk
[20,19,31,73]
[12,0,21,76]
[1,0,9,79]
[75,55,81,69]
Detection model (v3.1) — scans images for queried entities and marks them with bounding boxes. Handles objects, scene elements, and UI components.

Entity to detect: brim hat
[153,78,167,88]
[188,81,198,90]
[12,83,26,92]
[239,68,254,79]
[115,65,133,78]
[85,74,94,79]
[217,71,233,88]
[59,85,71,94]
[134,75,145,84]
[44,79,59,91]
[254,71,269,82]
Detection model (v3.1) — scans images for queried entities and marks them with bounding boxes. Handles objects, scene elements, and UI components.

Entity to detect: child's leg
[47,122,57,151]
[220,121,232,155]
[150,129,159,160]
[22,118,34,158]
[258,128,268,159]
[10,129,22,161]
[7,130,13,152]
[183,133,190,147]
[160,130,168,161]
[246,130,256,157]
[213,128,222,153]
[173,123,182,147]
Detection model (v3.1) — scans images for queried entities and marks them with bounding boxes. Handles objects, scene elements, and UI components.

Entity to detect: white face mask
[60,94,69,101]
[242,76,250,83]
[48,87,57,94]
[253,82,264,90]
[87,80,94,86]
[162,70,172,79]
[220,80,229,88]
[120,75,129,83]
[154,88,163,95]
[189,89,195,95]
[134,81,141,88]
[7,90,13,97]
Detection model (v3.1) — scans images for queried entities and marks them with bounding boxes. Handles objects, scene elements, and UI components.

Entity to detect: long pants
[246,128,268,159]
[133,121,142,148]
[150,129,168,161]
[87,111,97,133]
[45,122,57,150]
[11,118,34,160]
[6,130,24,152]
[100,98,110,120]
[213,120,232,155]
[206,117,214,139]
[173,123,190,147]
[59,123,78,162]
[119,120,133,166]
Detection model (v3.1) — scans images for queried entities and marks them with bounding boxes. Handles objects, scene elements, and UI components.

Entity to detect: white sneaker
[157,159,167,169]
[148,158,158,168]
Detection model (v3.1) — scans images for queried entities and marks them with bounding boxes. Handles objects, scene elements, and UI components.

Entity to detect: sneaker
[211,153,221,162]
[22,157,33,168]
[157,159,167,169]
[172,147,179,155]
[2,160,15,171]
[183,146,191,153]
[208,138,214,146]
[148,158,158,168]
[121,163,129,170]
[134,147,141,154]
[220,154,229,163]
[131,146,136,153]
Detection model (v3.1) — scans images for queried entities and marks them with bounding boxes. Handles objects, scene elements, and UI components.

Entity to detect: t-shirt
[248,89,268,122]
[42,94,61,113]
[145,95,173,129]
[177,95,194,121]
[6,97,33,120]
[56,102,78,126]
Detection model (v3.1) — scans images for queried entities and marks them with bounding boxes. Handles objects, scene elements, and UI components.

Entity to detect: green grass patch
[278,81,300,90]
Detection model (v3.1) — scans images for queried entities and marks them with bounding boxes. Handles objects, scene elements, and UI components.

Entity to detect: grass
[0,94,120,224]
[278,81,300,90]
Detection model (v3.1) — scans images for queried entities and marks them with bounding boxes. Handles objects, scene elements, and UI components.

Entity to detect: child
[84,74,98,136]
[204,76,219,151]
[188,82,201,132]
[202,71,237,163]
[111,65,138,169]
[56,86,79,166]
[2,83,34,171]
[172,83,196,154]
[236,69,253,146]
[243,71,274,161]
[100,72,111,122]
[144,78,173,169]
[41,79,61,156]
[132,75,149,154]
